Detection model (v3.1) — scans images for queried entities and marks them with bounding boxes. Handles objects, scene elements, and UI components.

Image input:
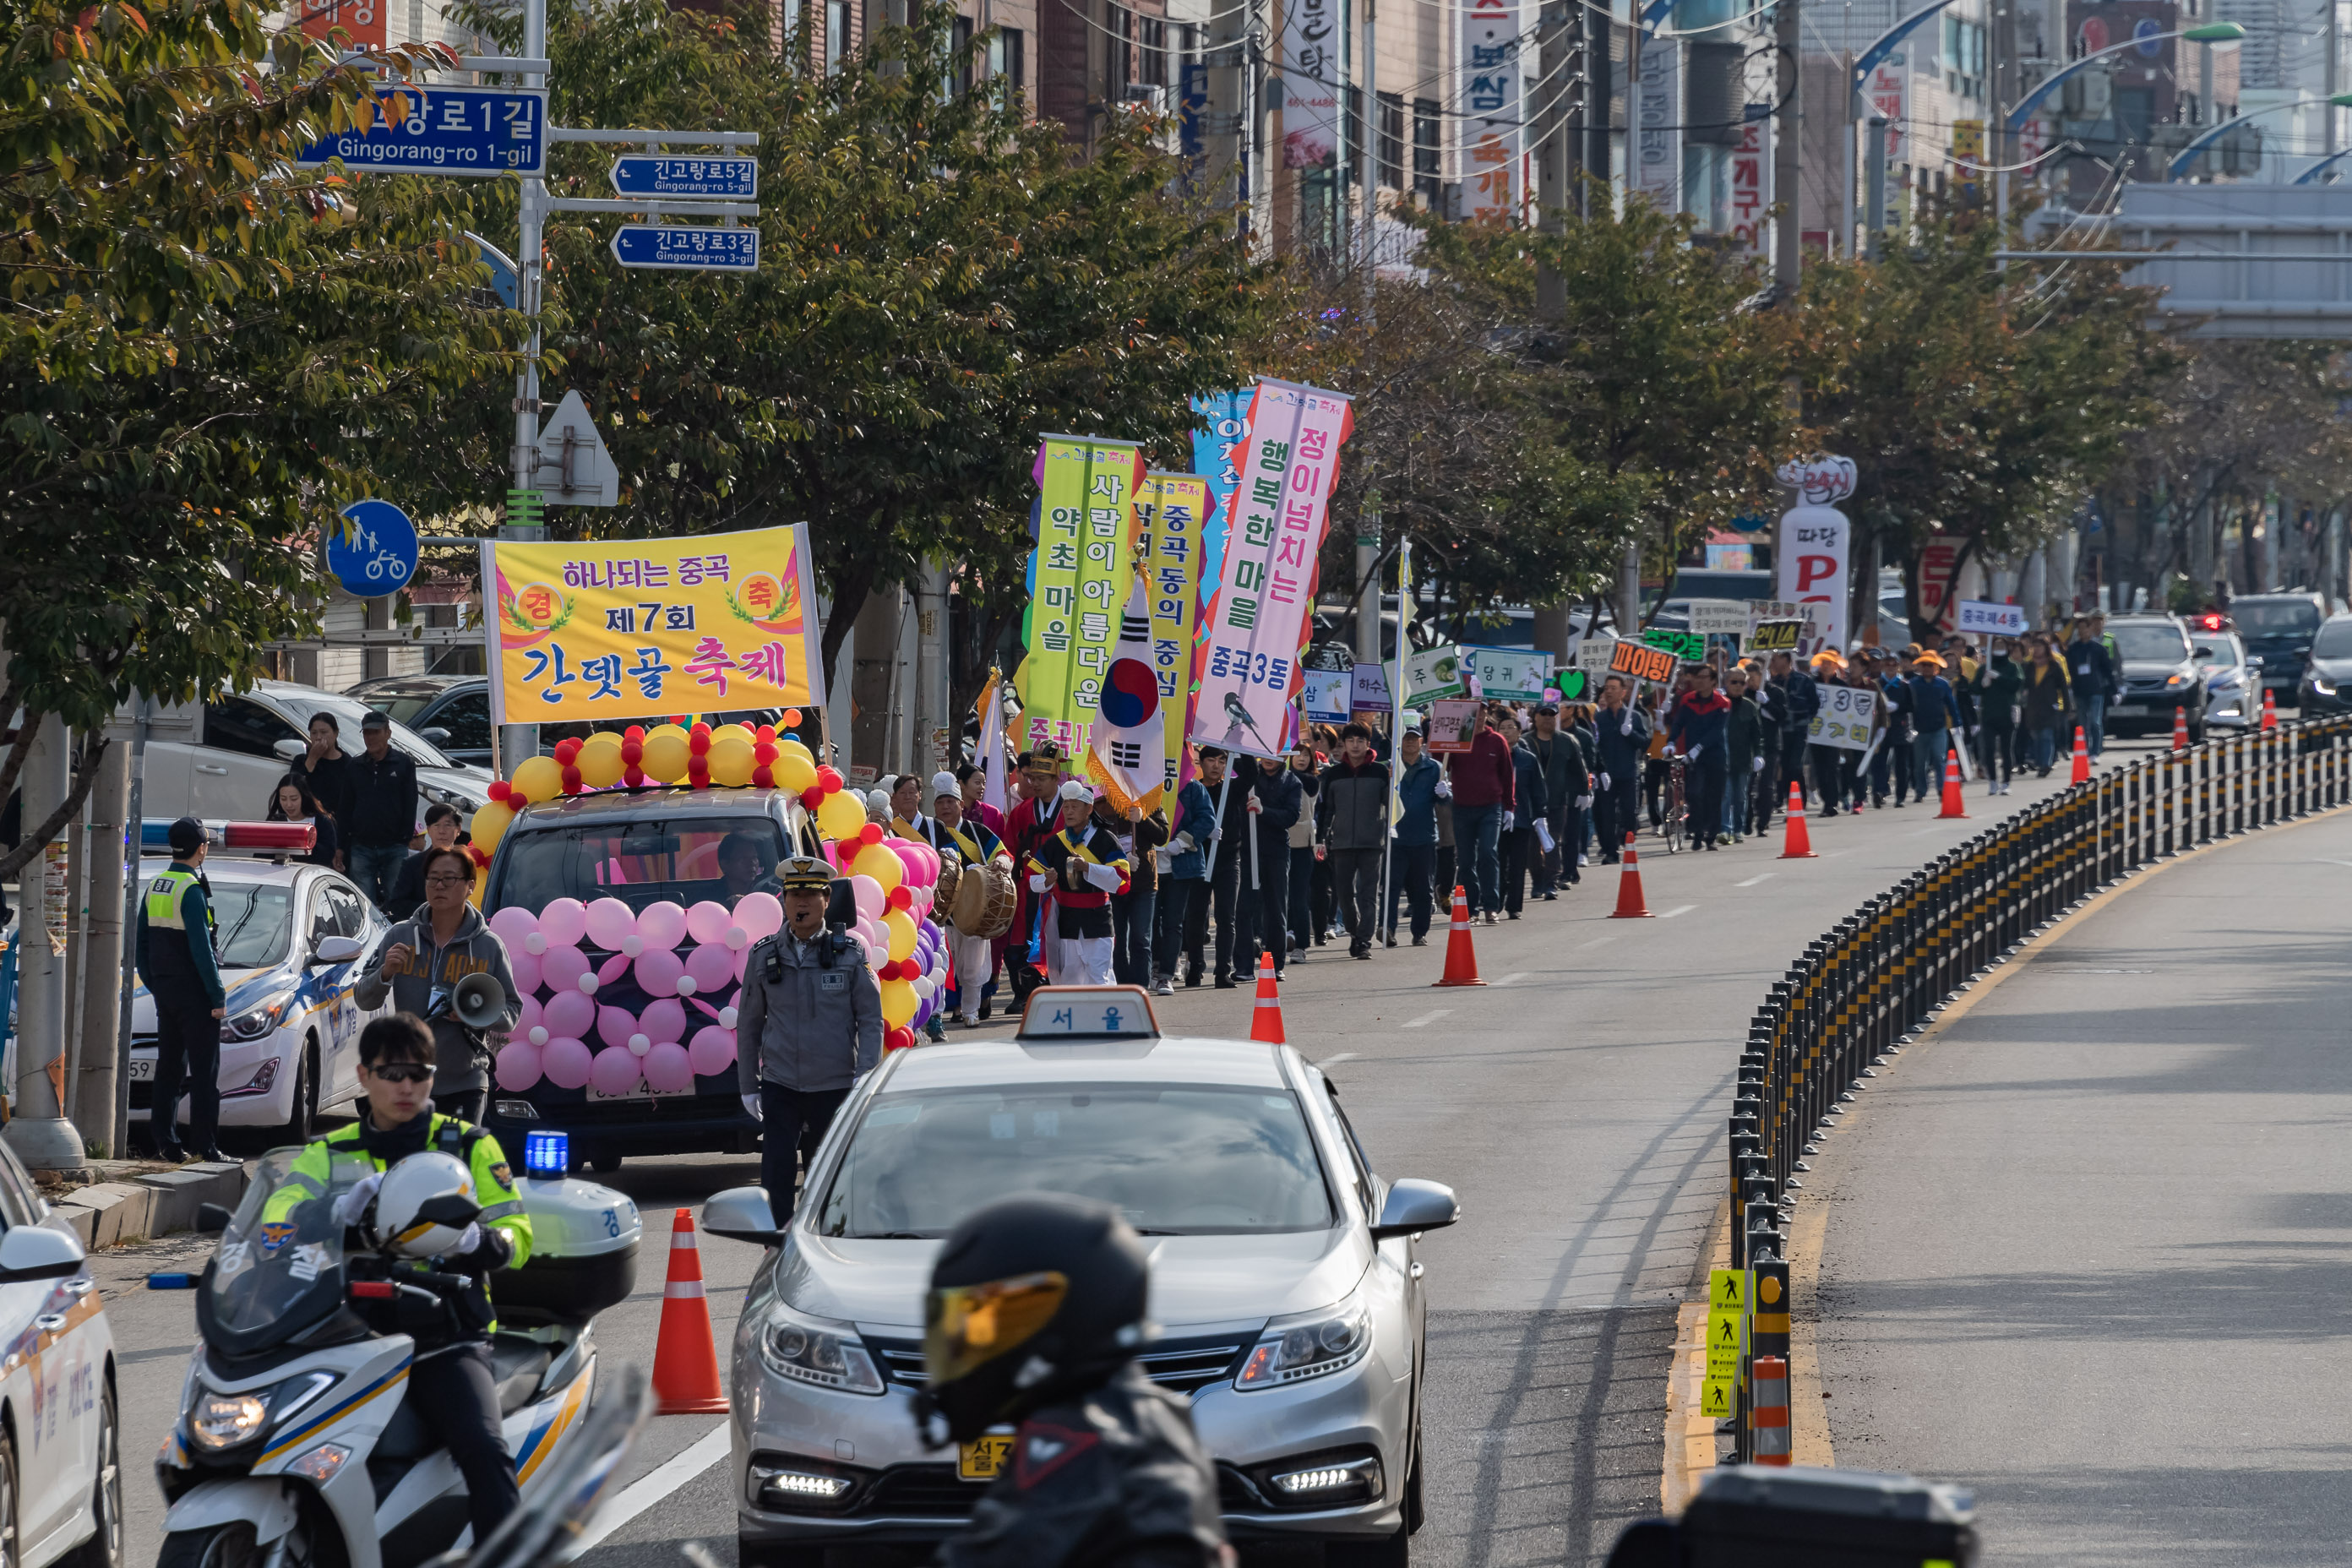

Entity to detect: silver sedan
[703,1001,1458,1567]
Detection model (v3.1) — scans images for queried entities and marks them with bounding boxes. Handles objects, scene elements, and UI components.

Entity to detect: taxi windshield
[815,1082,1336,1239]
[208,1147,371,1334]
[492,815,787,913]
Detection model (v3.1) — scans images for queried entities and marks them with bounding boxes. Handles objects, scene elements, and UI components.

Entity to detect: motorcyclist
[918,1194,1231,1568]
[270,1012,533,1548]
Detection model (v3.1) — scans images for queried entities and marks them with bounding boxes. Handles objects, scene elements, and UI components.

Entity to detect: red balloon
[878,960,901,982]
[816,766,842,792]
[752,765,775,788]
[886,886,912,911]
[858,823,884,847]
[561,765,584,793]
[553,738,583,765]
[753,742,779,765]
[755,725,776,743]
[619,739,643,765]
[623,766,646,787]
[487,780,513,803]
[800,786,824,809]
[885,1026,914,1054]
[507,789,530,808]
[689,722,711,748]
[625,725,645,741]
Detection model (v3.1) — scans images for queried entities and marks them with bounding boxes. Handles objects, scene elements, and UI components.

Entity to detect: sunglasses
[364,1063,433,1084]
[423,874,471,888]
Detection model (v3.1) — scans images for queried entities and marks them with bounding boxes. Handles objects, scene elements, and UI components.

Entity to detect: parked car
[0,1143,117,1568]
[2300,614,2352,714]
[130,849,389,1146]
[707,987,1457,1566]
[344,673,791,771]
[2187,623,2259,731]
[2099,615,2208,743]
[2226,592,2328,707]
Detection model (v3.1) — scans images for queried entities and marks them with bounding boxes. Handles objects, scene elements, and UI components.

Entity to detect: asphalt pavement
[1806,801,2352,1564]
[97,738,2152,1568]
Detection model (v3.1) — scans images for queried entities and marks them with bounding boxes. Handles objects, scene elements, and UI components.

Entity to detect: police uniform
[1024,784,1132,987]
[734,858,884,1217]
[134,820,225,1160]
[274,1110,531,1547]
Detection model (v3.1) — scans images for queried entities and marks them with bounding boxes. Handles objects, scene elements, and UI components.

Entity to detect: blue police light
[146,1273,199,1290]
[523,1130,569,1179]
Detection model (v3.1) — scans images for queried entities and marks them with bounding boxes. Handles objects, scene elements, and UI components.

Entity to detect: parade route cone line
[1250,953,1287,1043]
[1778,781,1816,859]
[2070,726,2091,784]
[1432,885,1485,987]
[1609,832,1653,918]
[651,1206,730,1415]
[2172,706,2190,752]
[1937,746,1968,819]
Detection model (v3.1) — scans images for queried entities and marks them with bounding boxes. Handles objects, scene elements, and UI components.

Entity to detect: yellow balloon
[883,908,917,962]
[879,979,917,1028]
[640,724,690,783]
[776,738,815,770]
[469,799,514,855]
[777,751,818,793]
[576,733,627,788]
[707,733,756,788]
[816,790,868,841]
[510,754,564,805]
[852,842,905,891]
[711,722,754,752]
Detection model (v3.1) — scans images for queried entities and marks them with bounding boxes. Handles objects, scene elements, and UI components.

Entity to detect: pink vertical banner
[1188,378,1356,760]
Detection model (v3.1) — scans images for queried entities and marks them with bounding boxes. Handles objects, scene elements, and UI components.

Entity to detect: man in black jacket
[1187,749,1260,989]
[1767,651,1820,808]
[343,710,420,914]
[1239,756,1301,978]
[1317,724,1389,959]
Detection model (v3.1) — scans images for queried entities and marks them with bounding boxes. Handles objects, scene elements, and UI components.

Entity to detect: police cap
[776,855,834,894]
[167,817,209,853]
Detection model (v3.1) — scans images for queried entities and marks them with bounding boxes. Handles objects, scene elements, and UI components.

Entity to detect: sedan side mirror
[421,727,452,746]
[274,738,308,762]
[2247,655,2266,670]
[1369,1178,1460,1241]
[0,1224,85,1282]
[312,935,363,966]
[702,1186,785,1246]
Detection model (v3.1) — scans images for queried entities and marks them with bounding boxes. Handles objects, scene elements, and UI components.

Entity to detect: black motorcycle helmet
[912,1193,1152,1446]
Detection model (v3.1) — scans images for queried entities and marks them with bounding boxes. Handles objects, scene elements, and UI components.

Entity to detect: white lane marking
[1735,873,1777,888]
[577,1420,732,1550]
[1658,905,1696,919]
[1401,1010,1453,1029]
[1579,936,1617,949]
[1319,1052,1360,1066]
[2317,858,2352,868]
[1494,972,1529,986]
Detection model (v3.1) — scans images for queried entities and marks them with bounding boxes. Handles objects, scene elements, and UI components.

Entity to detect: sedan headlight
[420,782,483,816]
[220,990,298,1043]
[1236,1288,1372,1391]
[2313,673,2338,696]
[188,1392,270,1451]
[760,1300,884,1395]
[2164,672,2186,688]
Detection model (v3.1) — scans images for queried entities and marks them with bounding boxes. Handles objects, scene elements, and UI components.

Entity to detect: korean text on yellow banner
[1189,380,1355,760]
[1021,436,1146,756]
[486,525,824,725]
[1135,472,1209,794]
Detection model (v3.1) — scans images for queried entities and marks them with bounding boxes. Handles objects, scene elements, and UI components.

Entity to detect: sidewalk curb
[52,1162,246,1250]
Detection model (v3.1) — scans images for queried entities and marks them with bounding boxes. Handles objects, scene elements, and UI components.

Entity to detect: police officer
[135,817,225,1163]
[918,1194,1230,1568]
[735,855,883,1220]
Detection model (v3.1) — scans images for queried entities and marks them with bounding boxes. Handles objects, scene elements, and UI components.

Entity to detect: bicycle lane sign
[328,498,420,597]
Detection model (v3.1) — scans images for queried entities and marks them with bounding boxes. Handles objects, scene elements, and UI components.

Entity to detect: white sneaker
[1577,854,1590,867]
[1152,978,1174,996]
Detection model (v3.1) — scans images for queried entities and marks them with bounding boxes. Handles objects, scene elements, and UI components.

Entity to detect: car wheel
[156,1524,262,1568]
[63,1380,121,1568]
[0,1422,17,1568]
[736,1535,825,1568]
[1326,1524,1411,1567]
[276,1038,318,1146]
[591,1154,623,1175]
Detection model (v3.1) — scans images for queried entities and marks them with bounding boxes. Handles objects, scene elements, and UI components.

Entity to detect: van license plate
[128,1060,155,1081]
[958,1433,1015,1482]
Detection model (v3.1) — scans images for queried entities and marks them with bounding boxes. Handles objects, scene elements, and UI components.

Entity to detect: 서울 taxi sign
[1016,986,1162,1040]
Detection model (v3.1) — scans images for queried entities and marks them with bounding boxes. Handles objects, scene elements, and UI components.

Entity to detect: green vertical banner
[1021,434,1146,754]
[1135,471,1209,797]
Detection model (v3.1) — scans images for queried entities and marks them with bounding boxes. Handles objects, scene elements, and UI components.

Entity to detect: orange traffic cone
[651,1207,730,1414]
[1936,746,1968,819]
[1431,885,1485,987]
[1778,781,1816,859]
[2262,689,2278,732]
[2172,705,2191,752]
[1249,953,1286,1043]
[2070,726,2091,784]
[1609,832,1653,918]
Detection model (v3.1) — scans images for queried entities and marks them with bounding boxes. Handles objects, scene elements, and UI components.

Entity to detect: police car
[129,823,393,1148]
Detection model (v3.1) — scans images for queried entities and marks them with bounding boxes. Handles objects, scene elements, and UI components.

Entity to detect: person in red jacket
[1446,707,1516,925]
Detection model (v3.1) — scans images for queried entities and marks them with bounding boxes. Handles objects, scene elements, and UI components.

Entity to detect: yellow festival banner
[485,525,825,725]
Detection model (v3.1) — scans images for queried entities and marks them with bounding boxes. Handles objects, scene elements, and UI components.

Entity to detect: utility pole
[2329,0,2340,161]
[1772,0,1801,303]
[8,716,88,1175]
[1866,115,1889,259]
[1356,494,1384,662]
[1535,0,1571,316]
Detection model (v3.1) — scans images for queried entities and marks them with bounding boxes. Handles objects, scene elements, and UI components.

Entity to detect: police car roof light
[139,819,316,854]
[1015,985,1162,1041]
[146,1272,199,1290]
[524,1129,569,1179]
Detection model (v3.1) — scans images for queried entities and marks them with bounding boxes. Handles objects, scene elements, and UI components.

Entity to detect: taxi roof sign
[1015,985,1161,1041]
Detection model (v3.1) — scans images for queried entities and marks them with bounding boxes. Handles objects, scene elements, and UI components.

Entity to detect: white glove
[1247,795,1262,814]
[742,1092,764,1121]
[332,1172,384,1229]
[1029,871,1054,892]
[1598,771,1612,791]
[1501,811,1515,831]
[1082,861,1124,891]
[1620,712,1635,735]
[1435,777,1452,800]
[1576,794,1592,809]
[450,1222,484,1258]
[1687,744,1702,763]
[1752,755,1767,774]
[1171,832,1196,855]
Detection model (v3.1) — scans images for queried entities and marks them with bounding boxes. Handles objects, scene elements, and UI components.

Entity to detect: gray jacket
[355,904,522,1096]
[734,929,884,1094]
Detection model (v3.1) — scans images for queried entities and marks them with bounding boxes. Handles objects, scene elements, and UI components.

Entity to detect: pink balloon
[488,906,538,947]
[596,1004,640,1051]
[585,897,636,951]
[589,1046,642,1097]
[734,944,752,982]
[514,994,542,1038]
[634,947,686,997]
[684,943,736,996]
[640,997,688,1046]
[735,892,784,943]
[494,1040,543,1092]
[542,989,596,1040]
[642,1042,695,1095]
[637,901,687,950]
[686,1026,738,1077]
[541,945,591,994]
[509,950,542,999]
[539,897,587,948]
[849,875,885,923]
[542,1037,594,1089]
[890,843,923,885]
[596,953,632,987]
[686,900,732,945]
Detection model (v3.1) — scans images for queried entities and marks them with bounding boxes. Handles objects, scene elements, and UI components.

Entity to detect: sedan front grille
[866,1332,1250,1396]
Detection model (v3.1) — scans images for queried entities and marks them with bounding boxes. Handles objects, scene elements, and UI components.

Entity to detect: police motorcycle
[150,1045,642,1568]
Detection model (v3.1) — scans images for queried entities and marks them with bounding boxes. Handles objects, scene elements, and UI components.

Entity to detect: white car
[705,987,1459,1568]
[135,681,493,829]
[131,856,391,1146]
[0,1142,120,1568]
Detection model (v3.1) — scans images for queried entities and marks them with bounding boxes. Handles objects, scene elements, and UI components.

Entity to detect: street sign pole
[499,0,550,775]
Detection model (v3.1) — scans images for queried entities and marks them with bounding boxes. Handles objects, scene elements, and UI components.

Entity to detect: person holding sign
[1592,676,1650,862]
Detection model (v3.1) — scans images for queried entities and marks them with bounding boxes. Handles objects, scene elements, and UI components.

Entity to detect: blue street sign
[327,499,420,598]
[466,231,519,308]
[610,155,758,199]
[609,225,760,271]
[296,85,547,177]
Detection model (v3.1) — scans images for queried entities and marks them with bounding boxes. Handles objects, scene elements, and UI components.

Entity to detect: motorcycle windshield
[207,1147,373,1337]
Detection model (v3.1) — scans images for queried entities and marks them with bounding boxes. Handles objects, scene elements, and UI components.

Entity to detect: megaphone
[451,971,508,1032]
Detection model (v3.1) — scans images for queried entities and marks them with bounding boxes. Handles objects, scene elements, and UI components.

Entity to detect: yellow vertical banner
[1020,435,1146,754]
[1135,472,1208,796]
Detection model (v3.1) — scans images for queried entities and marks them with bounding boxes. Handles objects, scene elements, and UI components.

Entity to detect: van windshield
[492,816,789,912]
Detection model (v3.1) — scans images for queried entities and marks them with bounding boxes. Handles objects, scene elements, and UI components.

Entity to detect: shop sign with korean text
[487,525,823,723]
[1022,436,1146,754]
[1135,471,1209,792]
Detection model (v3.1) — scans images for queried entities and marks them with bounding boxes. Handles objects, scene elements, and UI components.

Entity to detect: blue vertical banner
[1189,390,1250,605]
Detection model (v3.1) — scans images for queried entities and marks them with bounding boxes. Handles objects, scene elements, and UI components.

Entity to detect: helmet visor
[923,1271,1069,1388]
